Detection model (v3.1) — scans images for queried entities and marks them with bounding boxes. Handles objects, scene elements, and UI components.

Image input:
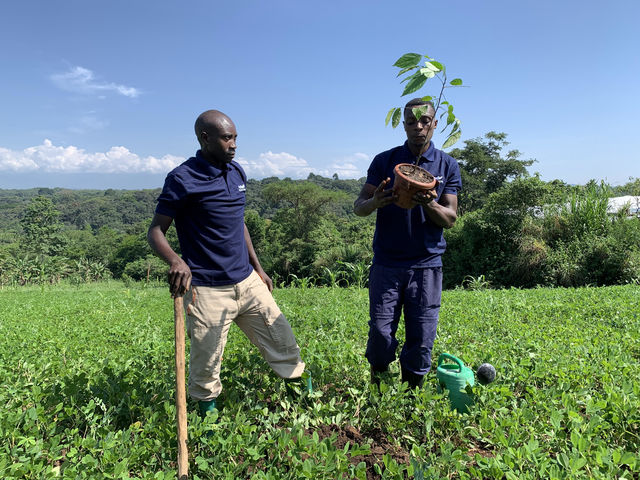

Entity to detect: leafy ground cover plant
[0,282,638,478]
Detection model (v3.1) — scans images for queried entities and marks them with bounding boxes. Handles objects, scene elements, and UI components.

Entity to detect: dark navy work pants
[365,264,442,375]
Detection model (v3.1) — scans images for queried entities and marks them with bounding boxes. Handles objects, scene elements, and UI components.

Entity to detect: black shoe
[370,365,388,386]
[401,367,425,389]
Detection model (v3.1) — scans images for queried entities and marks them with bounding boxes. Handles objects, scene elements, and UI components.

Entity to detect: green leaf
[418,68,436,79]
[443,131,461,149]
[450,78,463,86]
[420,95,433,103]
[402,72,428,96]
[393,53,422,68]
[391,108,402,128]
[612,450,621,463]
[385,107,396,126]
[411,106,429,121]
[620,452,636,467]
[423,61,441,72]
[396,66,418,77]
[572,456,587,471]
[440,114,456,131]
[429,60,445,71]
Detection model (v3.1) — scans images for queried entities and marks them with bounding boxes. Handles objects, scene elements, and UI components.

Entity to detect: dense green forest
[1,132,639,289]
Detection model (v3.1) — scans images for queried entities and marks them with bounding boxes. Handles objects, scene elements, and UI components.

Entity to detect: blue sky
[1,0,638,189]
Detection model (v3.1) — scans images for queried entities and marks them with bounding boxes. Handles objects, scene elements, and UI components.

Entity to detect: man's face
[403,105,437,150]
[201,119,237,164]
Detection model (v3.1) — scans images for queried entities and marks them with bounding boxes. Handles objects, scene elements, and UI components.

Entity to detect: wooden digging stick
[173,296,189,480]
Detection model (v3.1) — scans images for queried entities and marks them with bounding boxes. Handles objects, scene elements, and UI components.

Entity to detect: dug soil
[308,423,410,479]
[397,164,434,184]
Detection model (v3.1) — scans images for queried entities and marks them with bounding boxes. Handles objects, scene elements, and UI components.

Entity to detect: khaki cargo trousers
[184,270,306,401]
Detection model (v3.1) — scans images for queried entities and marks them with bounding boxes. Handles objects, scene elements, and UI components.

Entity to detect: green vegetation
[444,178,640,288]
[1,158,639,289]
[1,283,638,478]
[0,176,374,287]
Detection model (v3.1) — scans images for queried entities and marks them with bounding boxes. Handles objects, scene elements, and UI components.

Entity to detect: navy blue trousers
[366,264,442,375]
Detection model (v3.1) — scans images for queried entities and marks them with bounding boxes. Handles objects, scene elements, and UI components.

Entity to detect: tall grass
[553,181,612,239]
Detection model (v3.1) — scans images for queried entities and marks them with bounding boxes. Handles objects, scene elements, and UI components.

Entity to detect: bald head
[195,110,235,141]
[195,109,238,166]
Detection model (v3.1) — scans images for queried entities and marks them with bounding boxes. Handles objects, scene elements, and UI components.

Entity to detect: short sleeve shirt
[365,141,462,268]
[155,150,252,286]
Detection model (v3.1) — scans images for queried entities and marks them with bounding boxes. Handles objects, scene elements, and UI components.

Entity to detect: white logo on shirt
[435,176,443,182]
[238,184,246,192]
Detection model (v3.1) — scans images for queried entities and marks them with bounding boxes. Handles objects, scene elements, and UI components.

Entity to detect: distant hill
[0,174,366,233]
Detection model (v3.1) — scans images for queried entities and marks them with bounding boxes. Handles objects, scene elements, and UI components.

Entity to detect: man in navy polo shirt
[148,110,310,417]
[354,98,462,390]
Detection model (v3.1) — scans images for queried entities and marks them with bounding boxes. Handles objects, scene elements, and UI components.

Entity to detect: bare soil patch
[308,423,410,480]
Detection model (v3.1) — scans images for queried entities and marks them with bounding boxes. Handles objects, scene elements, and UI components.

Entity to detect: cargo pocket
[420,267,443,308]
[260,305,286,345]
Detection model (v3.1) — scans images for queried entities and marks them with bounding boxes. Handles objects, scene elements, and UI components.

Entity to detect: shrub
[122,255,168,282]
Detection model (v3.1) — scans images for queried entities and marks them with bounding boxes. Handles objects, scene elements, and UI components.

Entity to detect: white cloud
[237,151,313,179]
[51,66,140,98]
[237,151,370,179]
[0,142,370,179]
[0,140,183,174]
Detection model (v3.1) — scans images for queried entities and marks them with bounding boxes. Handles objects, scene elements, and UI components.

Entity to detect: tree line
[1,132,638,289]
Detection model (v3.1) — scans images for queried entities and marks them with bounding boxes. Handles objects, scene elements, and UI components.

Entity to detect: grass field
[1,282,639,479]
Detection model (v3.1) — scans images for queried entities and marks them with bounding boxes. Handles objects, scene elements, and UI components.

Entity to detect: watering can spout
[436,353,475,414]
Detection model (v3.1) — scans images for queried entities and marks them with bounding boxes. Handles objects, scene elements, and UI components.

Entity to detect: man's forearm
[353,197,377,217]
[422,202,457,228]
[148,227,182,266]
[244,224,264,272]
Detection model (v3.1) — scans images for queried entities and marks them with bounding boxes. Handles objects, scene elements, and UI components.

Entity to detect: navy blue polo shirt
[365,141,462,268]
[155,150,252,286]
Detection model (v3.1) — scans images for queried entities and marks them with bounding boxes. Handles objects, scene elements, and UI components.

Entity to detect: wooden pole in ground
[173,296,188,480]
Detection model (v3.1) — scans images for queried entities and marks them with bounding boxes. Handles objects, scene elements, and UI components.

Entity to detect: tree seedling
[385,52,465,165]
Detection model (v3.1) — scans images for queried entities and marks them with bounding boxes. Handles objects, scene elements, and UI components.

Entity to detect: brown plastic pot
[392,163,437,209]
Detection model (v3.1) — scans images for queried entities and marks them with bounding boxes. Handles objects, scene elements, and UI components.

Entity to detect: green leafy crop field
[1,283,638,479]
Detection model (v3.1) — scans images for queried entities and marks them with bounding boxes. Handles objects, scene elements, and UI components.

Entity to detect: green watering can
[436,353,475,414]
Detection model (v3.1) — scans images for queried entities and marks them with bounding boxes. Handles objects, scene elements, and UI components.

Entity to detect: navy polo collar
[402,140,435,163]
[194,150,230,177]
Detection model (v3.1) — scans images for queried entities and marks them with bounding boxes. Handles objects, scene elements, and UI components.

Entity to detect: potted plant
[385,52,464,208]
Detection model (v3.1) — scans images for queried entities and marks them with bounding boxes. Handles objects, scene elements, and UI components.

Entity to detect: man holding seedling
[354,98,461,389]
[148,110,311,418]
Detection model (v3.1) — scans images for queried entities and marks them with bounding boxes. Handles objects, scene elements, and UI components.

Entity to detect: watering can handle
[437,353,464,372]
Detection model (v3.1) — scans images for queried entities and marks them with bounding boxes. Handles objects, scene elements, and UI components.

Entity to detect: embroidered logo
[435,176,443,182]
[238,184,246,192]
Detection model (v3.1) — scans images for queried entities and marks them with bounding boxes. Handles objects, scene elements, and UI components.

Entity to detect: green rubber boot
[197,398,217,418]
[302,370,313,394]
[284,370,313,396]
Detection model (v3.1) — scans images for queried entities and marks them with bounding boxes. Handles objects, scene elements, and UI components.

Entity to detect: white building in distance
[608,196,640,217]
